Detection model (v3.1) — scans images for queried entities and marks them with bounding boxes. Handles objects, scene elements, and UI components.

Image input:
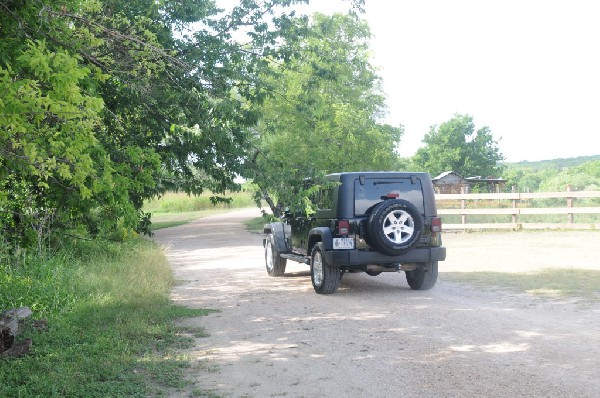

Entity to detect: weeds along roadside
[0,238,213,397]
[144,190,259,231]
[143,190,257,214]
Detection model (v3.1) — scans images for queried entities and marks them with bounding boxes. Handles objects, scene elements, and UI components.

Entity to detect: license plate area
[333,238,354,250]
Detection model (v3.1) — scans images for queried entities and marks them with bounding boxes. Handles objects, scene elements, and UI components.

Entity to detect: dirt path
[154,209,600,398]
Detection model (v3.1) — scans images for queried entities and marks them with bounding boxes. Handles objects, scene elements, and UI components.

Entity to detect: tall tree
[412,114,504,178]
[0,0,314,247]
[249,13,403,216]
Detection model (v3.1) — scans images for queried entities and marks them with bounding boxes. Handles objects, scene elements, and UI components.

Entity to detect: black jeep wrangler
[263,172,446,294]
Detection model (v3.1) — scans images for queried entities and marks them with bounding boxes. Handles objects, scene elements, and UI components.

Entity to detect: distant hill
[506,155,600,170]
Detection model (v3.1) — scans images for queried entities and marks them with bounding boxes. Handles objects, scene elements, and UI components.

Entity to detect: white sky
[217,0,600,162]
[295,0,600,162]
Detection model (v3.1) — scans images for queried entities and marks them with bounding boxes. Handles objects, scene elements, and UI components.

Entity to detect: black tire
[366,199,423,256]
[265,234,286,277]
[366,270,382,276]
[405,261,438,290]
[310,243,340,294]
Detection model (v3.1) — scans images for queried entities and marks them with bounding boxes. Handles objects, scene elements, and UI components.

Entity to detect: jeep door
[289,215,314,253]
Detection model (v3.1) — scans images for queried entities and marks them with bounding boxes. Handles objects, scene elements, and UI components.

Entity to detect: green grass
[443,269,600,302]
[151,209,234,231]
[0,239,215,397]
[244,217,269,233]
[144,191,256,214]
[145,190,260,231]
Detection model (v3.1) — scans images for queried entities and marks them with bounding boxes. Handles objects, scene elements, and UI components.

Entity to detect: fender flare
[263,222,289,253]
[308,227,334,252]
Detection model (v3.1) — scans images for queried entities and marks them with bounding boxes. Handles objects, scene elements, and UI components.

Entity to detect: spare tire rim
[382,209,415,244]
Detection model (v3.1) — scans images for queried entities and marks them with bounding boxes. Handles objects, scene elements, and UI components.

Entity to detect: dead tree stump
[0,307,34,358]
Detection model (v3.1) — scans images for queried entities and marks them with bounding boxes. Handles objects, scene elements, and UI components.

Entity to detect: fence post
[460,185,467,226]
[566,185,574,224]
[511,186,518,224]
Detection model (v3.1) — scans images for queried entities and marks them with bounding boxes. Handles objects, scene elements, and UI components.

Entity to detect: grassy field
[150,209,235,230]
[144,191,256,214]
[0,239,213,397]
[145,191,258,231]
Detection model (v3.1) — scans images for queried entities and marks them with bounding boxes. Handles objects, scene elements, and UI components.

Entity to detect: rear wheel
[405,261,438,290]
[265,234,286,277]
[310,243,340,294]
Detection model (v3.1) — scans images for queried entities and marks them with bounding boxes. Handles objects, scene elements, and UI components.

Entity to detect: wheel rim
[382,209,415,244]
[312,251,324,287]
[265,239,274,272]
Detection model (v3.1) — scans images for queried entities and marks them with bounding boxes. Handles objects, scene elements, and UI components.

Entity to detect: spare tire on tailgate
[366,199,423,256]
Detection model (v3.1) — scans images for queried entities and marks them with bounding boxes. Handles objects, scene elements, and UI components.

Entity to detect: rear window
[354,178,425,216]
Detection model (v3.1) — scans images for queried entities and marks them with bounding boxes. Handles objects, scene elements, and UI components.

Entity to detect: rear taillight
[338,220,350,235]
[431,217,442,233]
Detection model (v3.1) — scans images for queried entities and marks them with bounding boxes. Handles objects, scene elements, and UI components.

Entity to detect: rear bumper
[323,246,446,268]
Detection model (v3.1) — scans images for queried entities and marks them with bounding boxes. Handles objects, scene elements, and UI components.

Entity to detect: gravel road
[154,209,600,398]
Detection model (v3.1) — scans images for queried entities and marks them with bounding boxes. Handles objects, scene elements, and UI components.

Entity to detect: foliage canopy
[412,114,504,179]
[248,12,403,215]
[0,0,320,250]
[504,159,600,192]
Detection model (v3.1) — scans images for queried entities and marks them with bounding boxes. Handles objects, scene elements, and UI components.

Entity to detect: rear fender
[308,227,333,253]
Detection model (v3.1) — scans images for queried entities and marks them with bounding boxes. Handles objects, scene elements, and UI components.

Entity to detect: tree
[0,0,317,249]
[502,167,558,193]
[248,13,403,216]
[412,114,504,178]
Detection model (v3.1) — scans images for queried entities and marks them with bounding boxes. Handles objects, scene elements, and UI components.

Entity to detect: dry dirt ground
[153,209,600,398]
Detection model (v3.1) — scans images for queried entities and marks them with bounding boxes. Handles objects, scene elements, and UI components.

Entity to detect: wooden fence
[436,190,600,230]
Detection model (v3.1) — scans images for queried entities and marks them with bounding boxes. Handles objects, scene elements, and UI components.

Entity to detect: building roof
[432,171,506,183]
[432,171,463,181]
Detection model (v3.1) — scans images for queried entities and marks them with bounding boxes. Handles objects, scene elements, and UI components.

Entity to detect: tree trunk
[262,190,281,218]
